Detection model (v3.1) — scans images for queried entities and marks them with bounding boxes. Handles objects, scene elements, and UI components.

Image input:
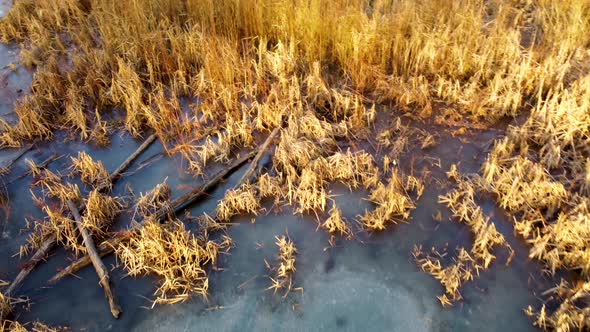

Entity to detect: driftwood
[105,133,157,187]
[66,200,121,318]
[50,150,258,283]
[4,154,61,186]
[238,126,280,185]
[1,133,158,315]
[4,234,56,298]
[0,144,33,175]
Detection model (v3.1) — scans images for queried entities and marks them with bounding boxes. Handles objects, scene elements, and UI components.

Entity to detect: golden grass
[525,280,590,331]
[82,189,122,237]
[0,0,588,149]
[0,320,67,332]
[322,204,351,239]
[216,183,260,222]
[266,234,298,297]
[413,245,476,306]
[414,169,514,306]
[360,170,416,230]
[35,169,81,206]
[69,152,110,190]
[439,176,513,269]
[2,0,590,328]
[116,219,221,306]
[134,181,171,219]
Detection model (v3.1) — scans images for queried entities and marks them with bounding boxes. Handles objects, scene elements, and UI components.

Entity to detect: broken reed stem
[237,125,280,185]
[66,200,121,318]
[50,150,257,283]
[3,133,157,304]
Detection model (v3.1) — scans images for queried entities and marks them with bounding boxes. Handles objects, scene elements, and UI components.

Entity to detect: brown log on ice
[0,144,33,175]
[66,200,121,318]
[238,126,280,185]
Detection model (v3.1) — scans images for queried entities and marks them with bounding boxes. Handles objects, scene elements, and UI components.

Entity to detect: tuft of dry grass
[35,169,81,206]
[116,219,221,306]
[216,183,260,222]
[266,234,298,297]
[525,280,590,331]
[0,320,68,332]
[360,170,416,230]
[322,204,351,239]
[70,151,110,190]
[134,181,171,220]
[82,189,122,237]
[413,245,477,306]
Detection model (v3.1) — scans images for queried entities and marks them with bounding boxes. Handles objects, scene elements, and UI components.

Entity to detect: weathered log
[50,150,257,283]
[98,133,158,191]
[4,154,61,186]
[4,234,56,298]
[238,126,280,185]
[66,200,121,318]
[0,144,33,175]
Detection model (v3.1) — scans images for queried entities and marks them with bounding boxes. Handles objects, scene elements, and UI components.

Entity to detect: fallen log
[50,150,258,283]
[0,144,33,175]
[98,133,158,192]
[2,133,158,310]
[66,200,121,318]
[4,234,56,298]
[238,126,280,185]
[4,154,61,186]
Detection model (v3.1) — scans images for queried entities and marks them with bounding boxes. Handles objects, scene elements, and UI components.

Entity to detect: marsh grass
[360,170,418,230]
[1,320,67,332]
[133,181,171,220]
[216,183,260,222]
[414,169,513,306]
[116,219,222,306]
[413,246,477,306]
[266,234,299,297]
[69,152,110,190]
[322,204,352,239]
[2,0,590,328]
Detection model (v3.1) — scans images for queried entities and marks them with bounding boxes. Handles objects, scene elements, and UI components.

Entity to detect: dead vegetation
[70,152,110,190]
[266,234,299,297]
[115,219,224,306]
[133,181,171,220]
[0,0,589,329]
[414,168,514,306]
[0,320,67,332]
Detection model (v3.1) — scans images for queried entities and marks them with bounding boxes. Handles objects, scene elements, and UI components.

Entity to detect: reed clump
[479,73,590,328]
[360,170,418,231]
[0,320,67,332]
[82,189,122,237]
[267,234,298,297]
[526,280,590,331]
[2,0,590,329]
[134,182,171,219]
[116,219,222,306]
[322,204,351,239]
[439,176,514,269]
[414,169,513,306]
[216,183,260,222]
[413,246,477,306]
[70,152,110,190]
